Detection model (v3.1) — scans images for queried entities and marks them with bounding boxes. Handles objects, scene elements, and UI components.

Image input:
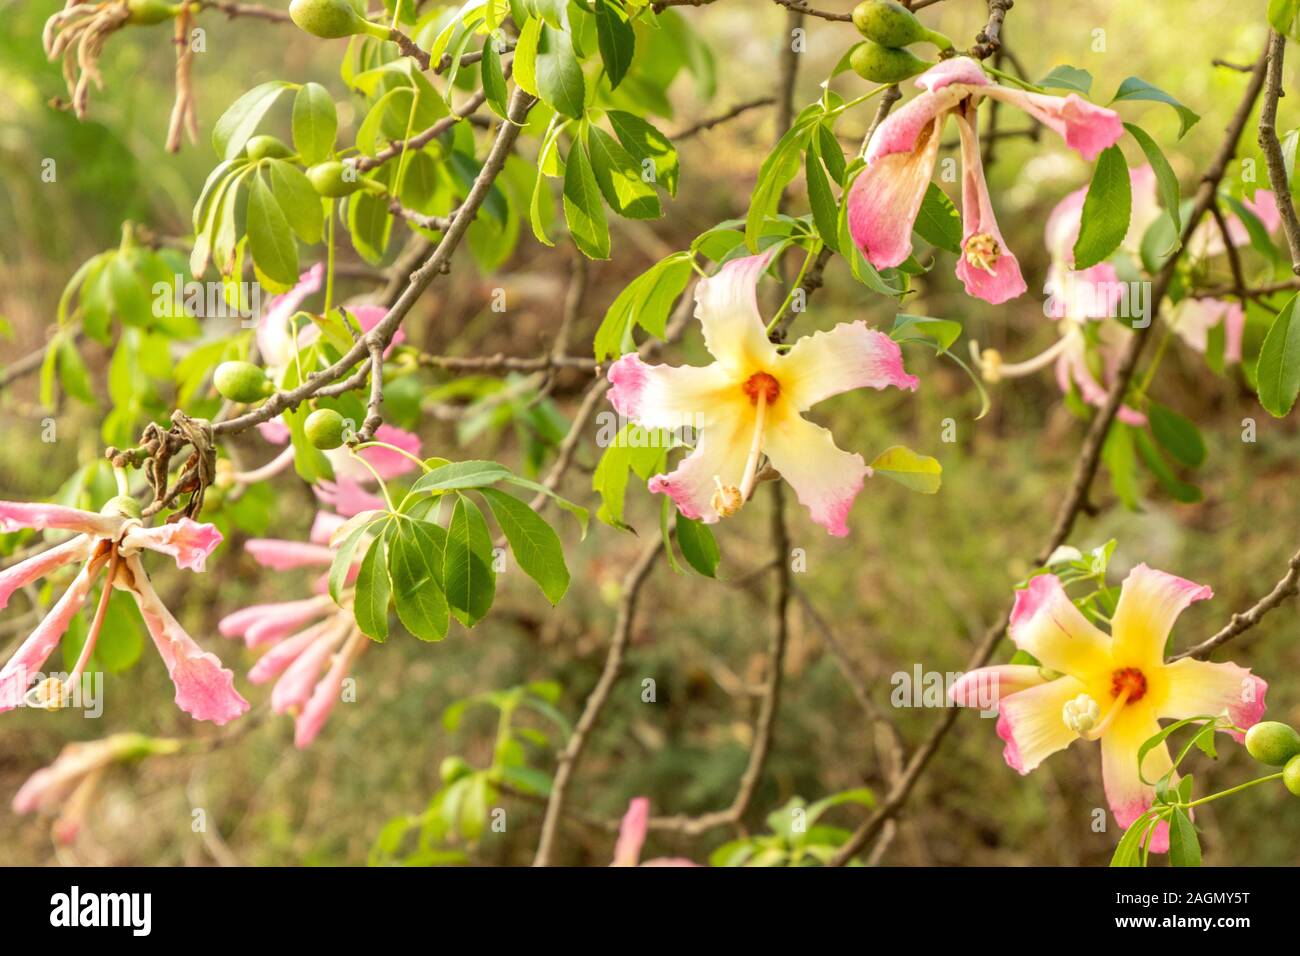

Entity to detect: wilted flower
[0,499,247,723]
[949,565,1267,852]
[848,57,1123,304]
[218,510,370,747]
[607,252,918,536]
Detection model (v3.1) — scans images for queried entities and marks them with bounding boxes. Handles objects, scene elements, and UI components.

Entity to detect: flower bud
[305,408,346,450]
[126,0,180,26]
[245,135,294,161]
[307,161,365,198]
[1061,693,1100,734]
[288,0,388,40]
[214,361,273,404]
[1244,721,1300,767]
[100,495,143,520]
[1285,754,1300,797]
[851,1,953,50]
[849,41,933,85]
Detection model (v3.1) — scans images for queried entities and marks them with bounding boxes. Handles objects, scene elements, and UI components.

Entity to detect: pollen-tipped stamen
[964,232,1001,276]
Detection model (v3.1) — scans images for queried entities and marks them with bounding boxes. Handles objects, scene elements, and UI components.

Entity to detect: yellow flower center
[1110,667,1148,703]
[963,232,1001,275]
[742,370,781,405]
[712,372,782,519]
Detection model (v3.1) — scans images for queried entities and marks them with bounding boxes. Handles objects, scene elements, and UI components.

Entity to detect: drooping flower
[12,732,179,844]
[949,565,1268,852]
[218,509,370,748]
[611,797,698,867]
[0,499,247,723]
[848,57,1124,304]
[607,252,918,536]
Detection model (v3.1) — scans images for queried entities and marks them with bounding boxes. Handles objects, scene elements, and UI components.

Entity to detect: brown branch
[1173,546,1300,661]
[1192,276,1300,299]
[1210,201,1248,299]
[970,0,1013,60]
[1258,30,1300,275]
[770,0,851,22]
[387,27,431,71]
[671,97,776,140]
[193,0,291,22]
[354,88,490,173]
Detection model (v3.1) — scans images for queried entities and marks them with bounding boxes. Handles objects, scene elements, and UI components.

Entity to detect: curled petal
[1102,707,1174,853]
[864,83,968,163]
[0,557,103,712]
[979,86,1123,161]
[693,253,780,374]
[996,676,1089,773]
[245,538,336,570]
[1110,564,1212,666]
[257,263,323,369]
[120,518,223,571]
[648,417,751,522]
[954,110,1026,304]
[777,321,918,411]
[0,500,121,537]
[0,535,94,610]
[1008,574,1110,680]
[915,56,991,92]
[762,413,868,537]
[607,353,733,432]
[851,118,944,268]
[948,664,1049,709]
[118,554,249,724]
[1160,659,1267,741]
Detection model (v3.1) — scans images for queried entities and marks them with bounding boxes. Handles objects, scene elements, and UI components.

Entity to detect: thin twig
[1258,30,1300,274]
[1173,546,1300,661]
[671,97,776,140]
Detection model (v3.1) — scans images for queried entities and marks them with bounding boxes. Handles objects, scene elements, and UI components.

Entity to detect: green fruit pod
[849,41,933,85]
[214,361,272,404]
[851,1,953,50]
[305,408,346,450]
[1244,721,1300,767]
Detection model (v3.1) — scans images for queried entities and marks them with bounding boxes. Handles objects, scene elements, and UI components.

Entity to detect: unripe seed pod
[1244,721,1300,767]
[305,408,346,450]
[245,135,294,161]
[849,41,933,84]
[440,756,472,785]
[214,361,273,404]
[288,0,388,40]
[1285,754,1300,797]
[307,161,364,198]
[126,0,180,26]
[851,1,953,50]
[100,495,143,520]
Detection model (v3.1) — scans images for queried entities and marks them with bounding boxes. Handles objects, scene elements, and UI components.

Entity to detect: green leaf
[805,146,839,252]
[481,36,509,118]
[1168,808,1202,867]
[246,174,299,290]
[912,183,962,254]
[354,536,391,641]
[1110,77,1200,138]
[1037,64,1092,94]
[891,313,962,352]
[536,23,585,119]
[480,488,570,604]
[607,110,678,196]
[869,445,942,494]
[593,252,692,359]
[1258,292,1300,417]
[1269,0,1300,36]
[1110,810,1157,867]
[330,513,382,604]
[816,122,846,185]
[1124,122,1180,238]
[444,495,496,626]
[745,120,813,251]
[1148,401,1205,468]
[676,515,720,577]
[512,15,542,96]
[562,137,611,259]
[1102,422,1140,510]
[291,82,337,166]
[213,81,292,161]
[347,189,393,265]
[594,0,635,89]
[410,459,512,494]
[267,160,324,245]
[1072,145,1131,270]
[390,520,451,641]
[584,124,661,219]
[1135,430,1201,504]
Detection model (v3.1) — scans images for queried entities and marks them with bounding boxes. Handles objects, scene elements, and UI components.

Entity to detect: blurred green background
[1,0,1297,865]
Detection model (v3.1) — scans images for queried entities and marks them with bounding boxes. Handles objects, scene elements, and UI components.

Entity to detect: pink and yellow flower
[218,509,370,748]
[611,797,698,867]
[950,565,1267,852]
[0,500,247,723]
[848,57,1123,304]
[607,252,918,536]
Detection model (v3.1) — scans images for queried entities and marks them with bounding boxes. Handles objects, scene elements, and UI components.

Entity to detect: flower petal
[851,117,944,268]
[342,424,421,480]
[776,322,918,411]
[612,797,649,866]
[953,110,1026,304]
[258,419,292,445]
[915,56,991,93]
[1101,705,1173,853]
[271,623,345,714]
[693,253,780,374]
[0,536,94,610]
[996,675,1089,773]
[118,554,249,724]
[1007,574,1111,680]
[257,263,323,369]
[121,518,223,571]
[979,86,1123,161]
[1170,298,1245,363]
[647,416,751,522]
[0,501,122,537]
[314,477,387,518]
[248,619,337,684]
[948,664,1050,709]
[294,631,364,748]
[0,557,103,712]
[607,353,734,432]
[1159,658,1267,741]
[245,538,336,570]
[219,595,334,648]
[1110,564,1212,667]
[864,83,968,163]
[310,511,346,544]
[762,413,868,537]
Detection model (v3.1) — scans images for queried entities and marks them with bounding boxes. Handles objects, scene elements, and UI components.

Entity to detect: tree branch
[1257,29,1300,275]
[1173,546,1300,661]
